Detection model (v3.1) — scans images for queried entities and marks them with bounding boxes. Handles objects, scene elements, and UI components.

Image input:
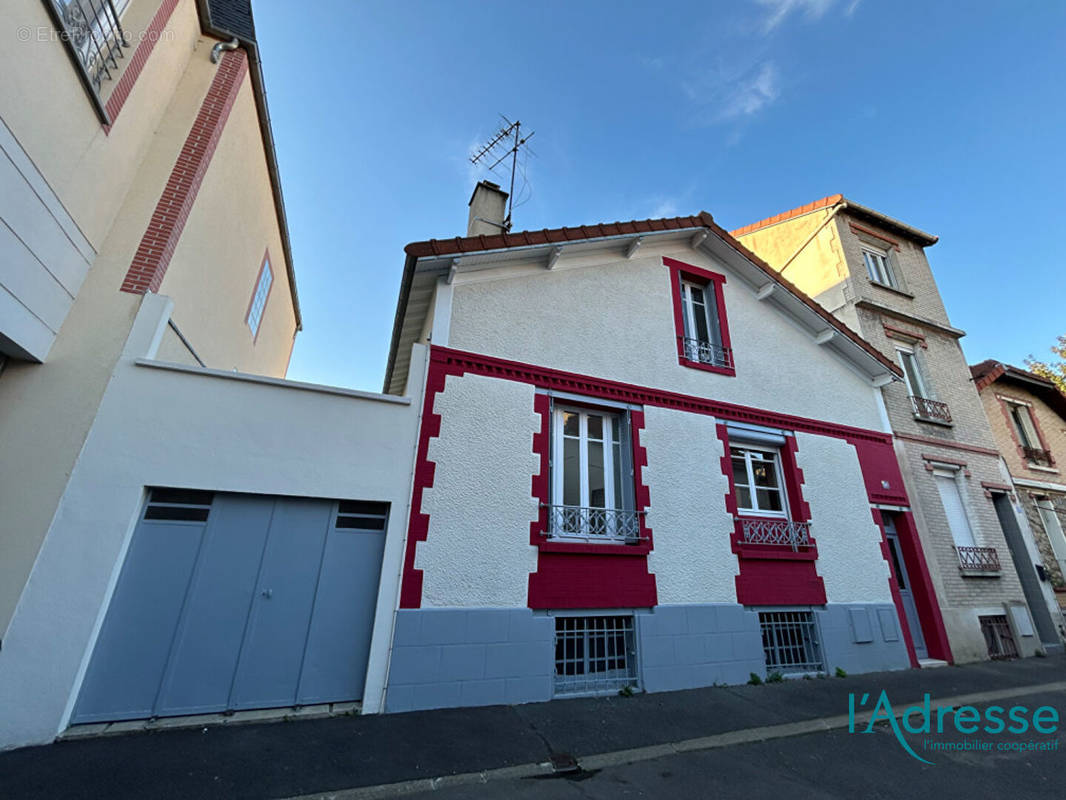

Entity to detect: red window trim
[244,249,274,343]
[530,399,653,557]
[664,256,735,377]
[719,428,817,561]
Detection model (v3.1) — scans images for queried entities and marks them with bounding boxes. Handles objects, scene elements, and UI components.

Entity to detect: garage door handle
[261,589,273,599]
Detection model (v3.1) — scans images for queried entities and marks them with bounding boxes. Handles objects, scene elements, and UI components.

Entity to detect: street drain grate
[549,752,581,774]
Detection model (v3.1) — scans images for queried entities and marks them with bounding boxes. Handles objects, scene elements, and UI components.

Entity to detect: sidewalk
[1,656,1063,800]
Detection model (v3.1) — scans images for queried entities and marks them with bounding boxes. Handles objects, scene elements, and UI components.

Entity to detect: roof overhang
[974,361,1066,420]
[384,217,902,395]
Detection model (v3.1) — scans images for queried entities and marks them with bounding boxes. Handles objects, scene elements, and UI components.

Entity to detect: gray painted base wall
[384,603,912,714]
[385,609,553,713]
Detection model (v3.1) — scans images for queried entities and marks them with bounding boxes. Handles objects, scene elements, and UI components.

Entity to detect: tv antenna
[470,116,535,231]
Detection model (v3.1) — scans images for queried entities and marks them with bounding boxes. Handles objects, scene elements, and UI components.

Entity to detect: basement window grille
[335,500,389,531]
[143,488,213,522]
[759,610,824,673]
[979,615,1019,660]
[554,615,637,696]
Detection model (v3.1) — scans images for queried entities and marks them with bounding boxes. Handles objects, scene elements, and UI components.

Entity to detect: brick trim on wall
[849,222,901,251]
[120,48,249,294]
[102,0,181,133]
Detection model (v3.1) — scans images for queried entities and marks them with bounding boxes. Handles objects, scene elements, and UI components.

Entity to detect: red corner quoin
[102,0,181,131]
[120,49,249,294]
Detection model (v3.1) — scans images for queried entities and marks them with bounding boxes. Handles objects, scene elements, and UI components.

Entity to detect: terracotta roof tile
[730,195,844,238]
[399,210,900,379]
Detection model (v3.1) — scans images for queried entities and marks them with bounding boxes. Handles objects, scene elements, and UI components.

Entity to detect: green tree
[1026,335,1066,393]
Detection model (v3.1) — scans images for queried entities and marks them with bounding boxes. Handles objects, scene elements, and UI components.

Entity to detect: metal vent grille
[979,615,1019,660]
[336,500,389,531]
[554,615,637,696]
[759,610,824,673]
[143,488,213,522]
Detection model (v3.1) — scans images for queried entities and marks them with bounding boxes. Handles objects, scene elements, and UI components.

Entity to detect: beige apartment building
[734,195,1059,662]
[972,361,1066,623]
[0,0,300,644]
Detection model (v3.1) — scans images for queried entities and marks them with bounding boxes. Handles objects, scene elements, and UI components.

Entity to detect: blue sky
[255,0,1066,392]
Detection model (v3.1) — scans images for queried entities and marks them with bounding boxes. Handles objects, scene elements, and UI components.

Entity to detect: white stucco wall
[446,242,884,432]
[417,373,540,608]
[0,295,423,749]
[794,432,892,603]
[643,406,738,604]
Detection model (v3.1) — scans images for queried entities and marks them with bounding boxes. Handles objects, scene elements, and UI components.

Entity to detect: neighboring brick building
[734,196,1058,662]
[972,361,1066,626]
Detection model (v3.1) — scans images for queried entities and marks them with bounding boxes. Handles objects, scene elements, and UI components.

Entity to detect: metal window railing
[1023,446,1054,468]
[759,611,824,673]
[49,0,130,97]
[554,615,637,696]
[542,504,643,543]
[909,395,952,424]
[739,518,812,551]
[979,615,1018,660]
[957,546,1001,573]
[680,337,733,369]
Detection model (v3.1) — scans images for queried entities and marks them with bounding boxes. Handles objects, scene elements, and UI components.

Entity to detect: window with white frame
[862,246,897,288]
[1007,401,1041,451]
[731,445,788,517]
[932,467,977,548]
[549,404,638,541]
[246,258,274,337]
[1034,497,1066,567]
[679,279,728,367]
[896,347,929,399]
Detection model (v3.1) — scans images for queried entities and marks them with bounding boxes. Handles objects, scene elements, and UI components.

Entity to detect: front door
[884,515,928,660]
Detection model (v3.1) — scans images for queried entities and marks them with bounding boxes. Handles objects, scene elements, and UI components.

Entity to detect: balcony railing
[680,337,733,369]
[739,518,812,551]
[1023,446,1054,468]
[909,395,952,424]
[50,0,130,96]
[957,546,1001,573]
[542,504,643,543]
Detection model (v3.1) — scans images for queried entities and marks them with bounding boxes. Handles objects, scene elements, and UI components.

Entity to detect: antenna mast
[469,116,535,231]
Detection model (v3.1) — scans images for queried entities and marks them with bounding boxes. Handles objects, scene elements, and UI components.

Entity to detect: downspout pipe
[210,37,239,63]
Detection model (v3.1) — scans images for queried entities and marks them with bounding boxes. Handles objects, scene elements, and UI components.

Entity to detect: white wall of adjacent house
[444,242,885,433]
[0,295,424,750]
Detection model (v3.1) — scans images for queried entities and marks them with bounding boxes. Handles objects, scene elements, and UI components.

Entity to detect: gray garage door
[72,490,387,723]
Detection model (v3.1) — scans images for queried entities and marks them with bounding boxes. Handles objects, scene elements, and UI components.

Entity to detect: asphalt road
[416,691,1066,800]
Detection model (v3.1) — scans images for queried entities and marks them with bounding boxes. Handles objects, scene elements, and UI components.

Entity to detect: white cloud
[685,60,780,122]
[754,0,848,32]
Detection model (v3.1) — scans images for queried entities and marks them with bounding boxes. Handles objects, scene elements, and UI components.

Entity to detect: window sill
[538,538,651,556]
[959,569,1002,578]
[1027,464,1060,475]
[678,356,735,377]
[734,543,818,561]
[913,414,953,428]
[867,280,914,300]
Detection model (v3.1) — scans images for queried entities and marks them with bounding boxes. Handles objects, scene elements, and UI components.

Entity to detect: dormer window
[664,257,734,376]
[862,246,898,289]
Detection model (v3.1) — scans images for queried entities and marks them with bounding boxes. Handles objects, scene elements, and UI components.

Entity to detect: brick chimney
[467,180,509,236]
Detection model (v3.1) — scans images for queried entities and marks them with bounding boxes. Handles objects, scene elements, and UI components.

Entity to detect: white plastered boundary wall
[643,406,738,604]
[794,433,892,603]
[0,295,423,750]
[417,373,540,607]
[446,243,886,432]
